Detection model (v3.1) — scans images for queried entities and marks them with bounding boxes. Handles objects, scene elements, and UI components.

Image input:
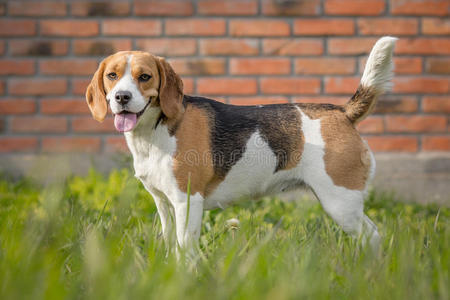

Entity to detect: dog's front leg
[171,193,204,256]
[151,191,176,251]
[142,185,176,252]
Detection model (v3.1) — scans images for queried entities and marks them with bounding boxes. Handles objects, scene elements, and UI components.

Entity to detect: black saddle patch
[184,96,304,178]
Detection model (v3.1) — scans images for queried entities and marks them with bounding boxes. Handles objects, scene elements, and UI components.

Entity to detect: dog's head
[86,51,183,132]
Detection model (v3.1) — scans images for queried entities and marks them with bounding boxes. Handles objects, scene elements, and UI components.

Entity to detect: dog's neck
[124,106,175,161]
[136,104,162,131]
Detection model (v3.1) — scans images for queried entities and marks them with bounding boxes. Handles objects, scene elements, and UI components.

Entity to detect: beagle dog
[86,36,397,253]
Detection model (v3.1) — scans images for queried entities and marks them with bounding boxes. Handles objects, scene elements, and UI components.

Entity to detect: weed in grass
[0,169,448,300]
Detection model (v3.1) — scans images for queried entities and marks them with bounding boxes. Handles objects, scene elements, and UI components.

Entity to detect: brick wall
[0,0,449,155]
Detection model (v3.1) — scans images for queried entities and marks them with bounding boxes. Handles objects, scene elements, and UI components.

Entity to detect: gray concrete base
[1,152,449,205]
[372,153,450,205]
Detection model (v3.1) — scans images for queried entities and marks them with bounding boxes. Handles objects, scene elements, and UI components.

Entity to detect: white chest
[124,123,178,199]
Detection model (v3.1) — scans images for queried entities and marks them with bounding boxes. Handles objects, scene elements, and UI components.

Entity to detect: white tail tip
[360,36,398,94]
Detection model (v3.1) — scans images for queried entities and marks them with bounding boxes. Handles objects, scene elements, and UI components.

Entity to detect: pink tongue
[114,113,137,132]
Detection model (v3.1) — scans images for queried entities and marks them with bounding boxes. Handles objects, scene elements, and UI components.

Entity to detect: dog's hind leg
[298,109,380,252]
[310,185,380,252]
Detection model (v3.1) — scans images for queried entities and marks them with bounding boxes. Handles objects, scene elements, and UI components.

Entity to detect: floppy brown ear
[156,57,184,119]
[86,60,108,122]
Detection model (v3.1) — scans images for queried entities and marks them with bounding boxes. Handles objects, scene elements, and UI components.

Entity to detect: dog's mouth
[113,100,152,133]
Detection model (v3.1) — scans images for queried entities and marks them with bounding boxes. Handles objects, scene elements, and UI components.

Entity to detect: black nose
[115,90,132,105]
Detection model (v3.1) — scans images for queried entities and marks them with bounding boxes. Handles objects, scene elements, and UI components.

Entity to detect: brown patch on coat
[173,104,221,197]
[299,104,370,191]
[297,102,345,120]
[102,53,127,91]
[130,53,160,99]
[344,85,378,124]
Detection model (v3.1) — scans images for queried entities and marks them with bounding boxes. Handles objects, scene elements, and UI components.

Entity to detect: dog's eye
[139,74,151,82]
[107,72,117,80]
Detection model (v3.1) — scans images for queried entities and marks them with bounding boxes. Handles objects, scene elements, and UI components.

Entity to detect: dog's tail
[344,36,397,124]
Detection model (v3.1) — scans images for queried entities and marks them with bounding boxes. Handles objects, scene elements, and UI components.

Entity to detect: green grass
[0,169,448,300]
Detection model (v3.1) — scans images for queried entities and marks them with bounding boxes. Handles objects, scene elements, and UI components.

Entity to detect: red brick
[11,117,67,133]
[426,58,450,75]
[0,81,4,95]
[0,20,36,36]
[169,58,226,75]
[325,0,385,15]
[42,137,101,153]
[365,136,417,152]
[294,19,354,36]
[198,0,257,15]
[72,1,130,16]
[423,97,450,113]
[166,19,225,36]
[41,98,90,115]
[357,117,384,134]
[325,77,360,94]
[391,0,449,16]
[0,99,36,115]
[295,58,355,75]
[358,18,418,35]
[228,96,289,105]
[396,38,450,55]
[386,116,447,133]
[263,39,323,56]
[393,57,422,75]
[328,38,377,55]
[9,1,66,16]
[103,19,161,36]
[74,39,132,56]
[374,96,418,113]
[422,18,450,35]
[293,96,348,106]
[182,77,194,94]
[423,136,450,151]
[230,58,291,75]
[260,78,321,95]
[72,117,115,133]
[0,137,38,153]
[1,118,8,132]
[41,20,98,37]
[9,79,67,96]
[105,137,128,153]
[0,3,4,15]
[230,20,290,37]
[9,40,68,56]
[262,0,320,16]
[200,39,258,56]
[197,78,257,95]
[359,57,422,74]
[0,59,35,75]
[393,57,422,74]
[40,59,98,75]
[136,39,196,56]
[393,77,449,94]
[0,41,4,55]
[72,79,90,95]
[134,0,193,16]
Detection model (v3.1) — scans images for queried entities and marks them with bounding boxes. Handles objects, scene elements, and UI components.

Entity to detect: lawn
[0,169,448,300]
